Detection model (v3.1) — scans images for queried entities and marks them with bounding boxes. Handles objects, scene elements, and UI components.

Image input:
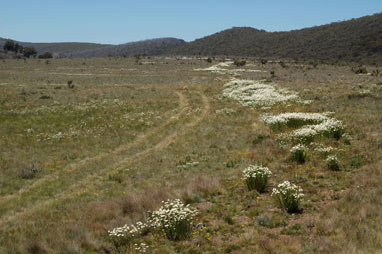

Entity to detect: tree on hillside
[14,43,19,53]
[18,44,23,53]
[3,40,15,52]
[23,47,37,58]
[14,43,23,53]
[4,40,24,54]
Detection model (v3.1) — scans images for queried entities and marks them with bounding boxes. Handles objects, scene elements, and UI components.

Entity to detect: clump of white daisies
[272,181,304,213]
[290,144,307,163]
[109,199,198,248]
[242,165,305,213]
[194,62,233,74]
[242,165,272,192]
[194,62,265,75]
[314,144,336,156]
[134,242,149,253]
[148,199,198,241]
[262,112,345,144]
[261,112,331,130]
[290,118,344,143]
[108,221,148,250]
[262,112,344,171]
[222,79,300,108]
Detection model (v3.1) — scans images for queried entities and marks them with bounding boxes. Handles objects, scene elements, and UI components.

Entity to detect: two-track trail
[0,87,211,226]
[0,88,186,219]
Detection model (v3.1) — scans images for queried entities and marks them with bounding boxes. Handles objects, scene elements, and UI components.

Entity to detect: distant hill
[170,13,382,63]
[1,13,381,62]
[0,37,185,58]
[0,37,109,56]
[69,38,185,58]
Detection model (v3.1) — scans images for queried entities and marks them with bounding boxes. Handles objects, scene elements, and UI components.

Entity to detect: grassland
[0,57,381,253]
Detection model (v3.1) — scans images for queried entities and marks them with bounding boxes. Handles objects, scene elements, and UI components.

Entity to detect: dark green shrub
[38,52,53,59]
[23,47,37,58]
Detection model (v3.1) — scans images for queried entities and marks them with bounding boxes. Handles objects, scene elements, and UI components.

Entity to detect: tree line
[3,40,52,58]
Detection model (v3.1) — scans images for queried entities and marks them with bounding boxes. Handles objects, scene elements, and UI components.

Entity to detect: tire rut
[0,90,187,206]
[0,89,211,226]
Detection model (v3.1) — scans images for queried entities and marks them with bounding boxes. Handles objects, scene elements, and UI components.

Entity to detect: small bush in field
[38,52,52,59]
[351,65,367,74]
[290,144,307,163]
[242,165,272,192]
[326,155,340,171]
[233,59,246,67]
[67,80,75,89]
[148,199,198,241]
[272,181,304,213]
[20,162,39,179]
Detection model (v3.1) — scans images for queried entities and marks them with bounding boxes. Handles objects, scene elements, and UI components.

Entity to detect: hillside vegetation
[69,38,185,58]
[1,13,381,62]
[171,13,382,63]
[0,37,185,58]
[0,37,109,56]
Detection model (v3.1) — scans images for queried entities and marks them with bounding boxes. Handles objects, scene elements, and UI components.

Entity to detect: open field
[0,57,381,253]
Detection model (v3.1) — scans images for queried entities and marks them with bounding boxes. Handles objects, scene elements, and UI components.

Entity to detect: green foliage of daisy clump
[290,144,307,163]
[243,165,272,192]
[148,199,198,241]
[272,181,304,213]
[326,155,340,171]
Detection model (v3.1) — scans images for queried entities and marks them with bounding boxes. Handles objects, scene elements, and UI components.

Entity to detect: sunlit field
[0,57,381,253]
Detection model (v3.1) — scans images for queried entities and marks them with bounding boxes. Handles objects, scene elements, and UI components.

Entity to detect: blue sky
[1,0,381,44]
